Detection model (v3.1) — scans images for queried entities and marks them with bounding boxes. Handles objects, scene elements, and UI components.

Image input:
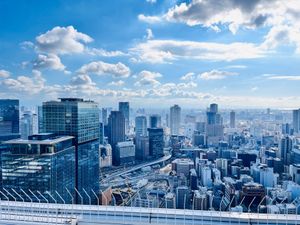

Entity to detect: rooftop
[4,136,74,145]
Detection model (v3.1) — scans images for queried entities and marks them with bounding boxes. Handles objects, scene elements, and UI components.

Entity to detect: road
[101,155,172,184]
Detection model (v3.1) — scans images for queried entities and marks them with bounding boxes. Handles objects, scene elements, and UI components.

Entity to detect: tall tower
[170,104,181,135]
[293,109,300,133]
[107,111,126,165]
[119,102,129,134]
[0,99,19,137]
[150,114,161,128]
[42,98,100,204]
[230,111,236,128]
[135,115,147,137]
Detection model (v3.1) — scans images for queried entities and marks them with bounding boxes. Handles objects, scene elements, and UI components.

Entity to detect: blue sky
[1,0,300,108]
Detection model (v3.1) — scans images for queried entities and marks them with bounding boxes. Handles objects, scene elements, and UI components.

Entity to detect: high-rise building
[99,144,112,168]
[230,111,236,128]
[148,128,164,158]
[0,99,20,139]
[293,109,300,133]
[176,186,189,209]
[149,114,161,128]
[1,133,75,203]
[280,136,293,165]
[206,103,224,146]
[135,136,149,160]
[20,111,38,139]
[42,98,100,204]
[119,102,129,133]
[170,104,181,135]
[107,111,125,148]
[107,111,126,165]
[135,116,147,137]
[102,108,108,125]
[115,141,135,165]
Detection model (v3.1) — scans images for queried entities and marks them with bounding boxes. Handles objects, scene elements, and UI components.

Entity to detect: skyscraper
[107,111,126,165]
[230,110,236,128]
[170,104,181,135]
[148,128,164,158]
[293,109,300,133]
[20,111,38,139]
[119,102,129,133]
[149,114,161,128]
[0,99,20,139]
[1,133,75,203]
[102,108,108,125]
[135,115,147,137]
[206,103,224,146]
[42,98,100,204]
[280,135,293,165]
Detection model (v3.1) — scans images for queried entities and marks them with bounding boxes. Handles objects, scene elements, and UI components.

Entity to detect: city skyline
[1,0,300,108]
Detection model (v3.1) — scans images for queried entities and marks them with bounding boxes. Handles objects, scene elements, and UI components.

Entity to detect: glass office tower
[0,99,20,142]
[42,98,100,204]
[0,133,75,203]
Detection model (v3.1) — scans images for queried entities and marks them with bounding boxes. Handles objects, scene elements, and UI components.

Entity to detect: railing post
[20,189,33,220]
[37,191,50,224]
[65,188,74,219]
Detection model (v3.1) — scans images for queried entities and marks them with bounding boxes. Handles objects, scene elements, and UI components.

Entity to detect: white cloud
[130,39,264,63]
[180,72,195,81]
[146,0,156,3]
[0,69,11,78]
[70,74,95,86]
[265,75,300,81]
[87,48,126,57]
[0,70,45,95]
[33,54,65,71]
[198,70,238,80]
[251,86,258,92]
[145,28,154,40]
[36,26,93,55]
[77,61,130,78]
[225,65,247,69]
[108,80,125,86]
[139,0,300,54]
[138,14,162,24]
[134,70,162,86]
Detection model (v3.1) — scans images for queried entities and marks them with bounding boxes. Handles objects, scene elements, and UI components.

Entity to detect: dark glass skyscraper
[42,98,100,204]
[0,133,75,203]
[135,115,147,137]
[119,102,129,133]
[148,128,164,158]
[150,114,161,128]
[107,111,125,165]
[0,99,20,139]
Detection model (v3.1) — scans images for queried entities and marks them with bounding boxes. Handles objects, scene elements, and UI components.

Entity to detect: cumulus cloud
[0,70,45,94]
[138,14,162,24]
[139,0,300,54]
[198,70,238,80]
[77,61,130,78]
[36,26,93,55]
[134,70,162,86]
[87,48,126,57]
[145,28,154,40]
[32,54,65,71]
[180,72,195,81]
[0,69,11,78]
[108,80,125,86]
[70,74,95,86]
[130,39,264,63]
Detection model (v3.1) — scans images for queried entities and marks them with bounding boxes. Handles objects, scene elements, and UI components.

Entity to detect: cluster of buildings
[1,98,300,215]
